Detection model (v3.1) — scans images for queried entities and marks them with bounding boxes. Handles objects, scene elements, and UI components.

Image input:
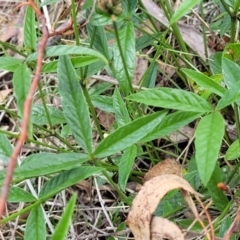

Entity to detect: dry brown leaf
[167,126,194,143]
[143,158,182,182]
[151,217,184,240]
[126,174,202,240]
[0,89,12,104]
[96,109,115,130]
[76,179,91,196]
[178,24,213,60]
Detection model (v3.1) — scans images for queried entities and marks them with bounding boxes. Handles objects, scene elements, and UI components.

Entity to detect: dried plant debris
[143,158,182,182]
[126,174,205,240]
[151,217,184,240]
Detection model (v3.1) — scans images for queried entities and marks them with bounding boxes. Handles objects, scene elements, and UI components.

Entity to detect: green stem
[0,196,50,224]
[112,20,134,94]
[200,1,208,61]
[160,0,191,63]
[98,161,144,176]
[230,18,236,42]
[213,200,232,229]
[234,103,240,145]
[220,0,236,43]
[71,0,84,80]
[81,86,115,180]
[37,81,53,129]
[102,169,130,204]
[234,1,240,13]
[0,40,27,58]
[133,24,189,83]
[54,132,80,152]
[83,26,97,80]
[34,124,79,152]
[137,5,159,32]
[0,128,67,152]
[93,158,131,204]
[0,103,80,151]
[220,0,233,17]
[71,0,80,46]
[82,85,104,140]
[226,160,240,185]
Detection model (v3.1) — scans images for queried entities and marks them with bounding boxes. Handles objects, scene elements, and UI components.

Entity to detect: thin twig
[0,0,49,218]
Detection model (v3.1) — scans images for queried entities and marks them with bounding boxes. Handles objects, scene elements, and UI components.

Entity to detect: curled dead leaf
[144,158,182,182]
[126,174,203,240]
[151,217,184,240]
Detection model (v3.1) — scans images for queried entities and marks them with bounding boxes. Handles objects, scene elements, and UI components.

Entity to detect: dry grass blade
[180,189,213,240]
[126,174,202,240]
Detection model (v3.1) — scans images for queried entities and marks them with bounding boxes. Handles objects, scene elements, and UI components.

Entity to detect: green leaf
[142,62,158,88]
[127,88,213,112]
[24,206,46,240]
[90,95,114,113]
[58,55,92,154]
[27,45,108,63]
[225,140,240,160]
[141,111,201,143]
[113,21,135,95]
[219,216,234,238]
[14,153,89,180]
[122,0,137,14]
[223,43,240,62]
[12,63,31,117]
[170,0,201,24]
[222,57,240,89]
[216,81,240,110]
[136,33,158,51]
[219,14,231,36]
[181,69,226,97]
[177,219,204,232]
[207,164,229,211]
[31,105,66,125]
[0,57,22,71]
[39,166,103,199]
[118,145,137,191]
[94,110,167,158]
[0,132,12,163]
[90,12,112,26]
[163,201,174,215]
[83,0,94,10]
[89,82,112,95]
[24,6,36,51]
[85,61,107,78]
[51,194,77,240]
[195,112,225,186]
[113,88,131,127]
[209,52,222,74]
[86,24,110,60]
[8,187,36,202]
[42,56,99,73]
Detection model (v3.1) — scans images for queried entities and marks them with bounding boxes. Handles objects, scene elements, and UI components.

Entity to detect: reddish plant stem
[0,1,49,219]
